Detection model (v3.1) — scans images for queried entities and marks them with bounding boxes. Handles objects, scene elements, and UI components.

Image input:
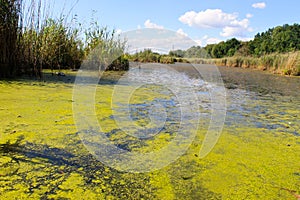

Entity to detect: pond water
[0,63,299,199]
[123,63,300,138]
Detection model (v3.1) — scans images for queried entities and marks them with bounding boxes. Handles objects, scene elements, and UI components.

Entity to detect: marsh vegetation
[0,0,128,79]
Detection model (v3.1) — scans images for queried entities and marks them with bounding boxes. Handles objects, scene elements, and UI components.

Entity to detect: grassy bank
[188,51,300,76]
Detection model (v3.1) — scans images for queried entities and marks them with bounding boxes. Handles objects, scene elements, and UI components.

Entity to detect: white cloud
[122,29,197,53]
[202,35,209,40]
[179,9,253,38]
[246,13,253,18]
[195,35,222,46]
[194,39,202,46]
[179,9,238,29]
[221,19,252,37]
[176,28,188,37]
[144,19,164,29]
[252,2,266,9]
[237,37,253,42]
[196,35,223,46]
[116,29,123,35]
[206,37,222,45]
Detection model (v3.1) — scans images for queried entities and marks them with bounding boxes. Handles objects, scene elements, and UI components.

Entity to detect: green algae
[194,128,300,199]
[0,80,156,199]
[0,71,299,199]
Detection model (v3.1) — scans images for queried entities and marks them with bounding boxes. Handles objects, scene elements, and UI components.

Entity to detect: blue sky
[52,0,299,47]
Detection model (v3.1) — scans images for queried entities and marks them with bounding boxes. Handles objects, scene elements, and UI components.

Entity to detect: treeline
[169,38,240,59]
[0,0,128,78]
[169,46,209,58]
[170,23,300,59]
[127,49,188,64]
[168,23,300,76]
[248,23,300,56]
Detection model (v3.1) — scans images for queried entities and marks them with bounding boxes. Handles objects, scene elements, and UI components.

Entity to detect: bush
[107,55,129,71]
[159,56,175,64]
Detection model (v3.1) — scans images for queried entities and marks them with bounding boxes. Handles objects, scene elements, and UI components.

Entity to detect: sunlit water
[120,63,299,137]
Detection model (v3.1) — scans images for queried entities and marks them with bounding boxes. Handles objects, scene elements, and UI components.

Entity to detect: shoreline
[186,51,300,77]
[216,65,300,96]
[2,62,300,98]
[167,62,300,97]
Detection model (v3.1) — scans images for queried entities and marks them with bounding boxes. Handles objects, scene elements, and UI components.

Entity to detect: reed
[0,0,22,77]
[0,0,128,78]
[189,51,300,76]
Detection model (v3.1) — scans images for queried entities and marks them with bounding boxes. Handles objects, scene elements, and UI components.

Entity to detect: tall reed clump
[0,0,128,78]
[160,56,175,64]
[246,52,300,75]
[196,51,300,76]
[0,0,83,78]
[17,0,84,78]
[0,0,22,78]
[84,21,128,71]
[281,51,300,75]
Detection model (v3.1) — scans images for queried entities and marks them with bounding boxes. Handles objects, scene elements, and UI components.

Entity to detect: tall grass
[189,51,300,76]
[0,0,128,78]
[0,0,22,77]
[16,0,84,77]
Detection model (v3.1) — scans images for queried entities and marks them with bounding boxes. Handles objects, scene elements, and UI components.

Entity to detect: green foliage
[222,24,300,58]
[107,55,129,71]
[169,39,241,60]
[159,56,175,64]
[169,49,185,58]
[0,0,128,78]
[249,24,300,56]
[22,18,84,71]
[205,38,241,58]
[129,49,175,64]
[183,24,300,75]
[185,46,209,58]
[203,24,300,59]
[84,21,128,71]
[169,46,209,58]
